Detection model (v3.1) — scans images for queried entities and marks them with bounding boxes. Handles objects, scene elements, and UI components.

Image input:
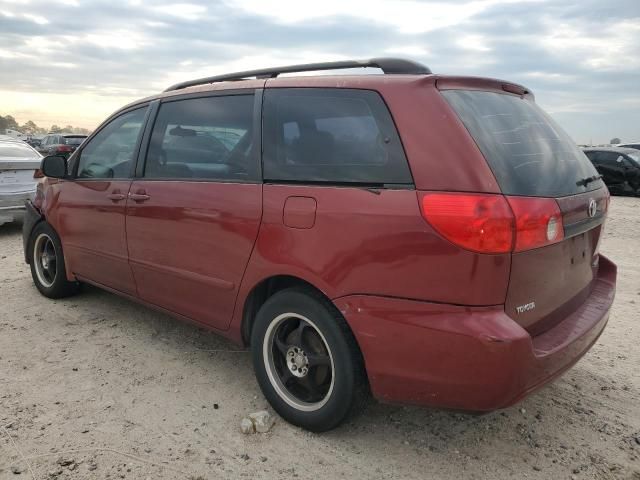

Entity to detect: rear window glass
[63,136,86,146]
[442,90,603,197]
[0,143,38,159]
[263,88,412,185]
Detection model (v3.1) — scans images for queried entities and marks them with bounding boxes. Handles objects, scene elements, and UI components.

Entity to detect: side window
[618,155,632,167]
[263,88,412,185]
[144,94,256,181]
[41,136,49,146]
[76,107,147,179]
[599,152,621,166]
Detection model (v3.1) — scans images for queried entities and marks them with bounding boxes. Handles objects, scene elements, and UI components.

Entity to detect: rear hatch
[441,87,607,334]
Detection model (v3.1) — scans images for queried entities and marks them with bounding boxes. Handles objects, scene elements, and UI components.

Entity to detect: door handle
[107,192,126,202]
[129,192,150,202]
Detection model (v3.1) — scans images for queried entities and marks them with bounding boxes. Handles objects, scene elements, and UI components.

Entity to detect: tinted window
[63,136,86,146]
[77,107,147,179]
[263,88,411,185]
[597,152,623,166]
[442,90,603,197]
[0,143,39,159]
[145,95,256,181]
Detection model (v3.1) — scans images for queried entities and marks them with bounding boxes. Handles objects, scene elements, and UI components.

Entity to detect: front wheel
[250,287,367,432]
[29,222,79,299]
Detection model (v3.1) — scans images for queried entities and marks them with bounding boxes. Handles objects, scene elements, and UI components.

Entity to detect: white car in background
[617,142,640,151]
[0,135,42,226]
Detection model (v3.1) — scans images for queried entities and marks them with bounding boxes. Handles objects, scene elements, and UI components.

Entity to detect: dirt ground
[1,197,639,480]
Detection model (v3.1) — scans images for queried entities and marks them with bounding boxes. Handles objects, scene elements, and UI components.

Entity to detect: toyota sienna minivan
[23,58,616,432]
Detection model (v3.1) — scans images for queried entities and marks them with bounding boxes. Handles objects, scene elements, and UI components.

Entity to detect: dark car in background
[583,147,640,196]
[37,134,87,158]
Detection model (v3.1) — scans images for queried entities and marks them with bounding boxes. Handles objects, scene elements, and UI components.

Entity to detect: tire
[250,287,367,432]
[29,222,79,299]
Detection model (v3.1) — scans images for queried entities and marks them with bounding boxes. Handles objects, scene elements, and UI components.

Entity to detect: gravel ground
[1,197,639,480]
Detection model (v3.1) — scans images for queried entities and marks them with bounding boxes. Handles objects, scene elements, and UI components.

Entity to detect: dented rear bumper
[333,255,616,411]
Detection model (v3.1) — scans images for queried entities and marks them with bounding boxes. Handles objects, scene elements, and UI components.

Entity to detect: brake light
[33,169,44,178]
[56,145,73,153]
[419,193,565,254]
[420,193,514,253]
[507,197,564,252]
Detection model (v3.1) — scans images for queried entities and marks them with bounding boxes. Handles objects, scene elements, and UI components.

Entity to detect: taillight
[419,193,514,254]
[506,197,563,252]
[419,193,565,254]
[33,169,44,178]
[56,145,73,153]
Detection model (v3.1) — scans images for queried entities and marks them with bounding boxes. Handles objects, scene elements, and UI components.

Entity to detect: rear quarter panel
[230,184,511,340]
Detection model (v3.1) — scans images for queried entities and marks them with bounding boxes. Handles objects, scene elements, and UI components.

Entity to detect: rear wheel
[29,222,79,298]
[250,287,367,432]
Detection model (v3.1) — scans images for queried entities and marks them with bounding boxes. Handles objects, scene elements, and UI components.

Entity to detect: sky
[0,0,638,144]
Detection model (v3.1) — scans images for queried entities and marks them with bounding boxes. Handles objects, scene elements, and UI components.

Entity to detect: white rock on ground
[249,410,275,433]
[240,410,275,434]
[240,417,255,434]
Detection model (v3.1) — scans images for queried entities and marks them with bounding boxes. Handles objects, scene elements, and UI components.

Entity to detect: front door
[56,106,148,295]
[125,93,262,330]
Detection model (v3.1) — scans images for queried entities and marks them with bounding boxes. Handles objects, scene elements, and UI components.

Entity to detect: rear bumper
[333,255,616,411]
[0,190,35,224]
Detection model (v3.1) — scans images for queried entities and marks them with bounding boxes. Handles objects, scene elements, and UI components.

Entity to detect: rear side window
[263,88,412,185]
[442,90,602,197]
[145,94,257,181]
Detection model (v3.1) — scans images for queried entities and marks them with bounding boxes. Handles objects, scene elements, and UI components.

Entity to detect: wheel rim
[263,313,335,412]
[33,233,57,288]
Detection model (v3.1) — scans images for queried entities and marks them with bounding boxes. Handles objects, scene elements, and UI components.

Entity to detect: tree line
[0,114,91,136]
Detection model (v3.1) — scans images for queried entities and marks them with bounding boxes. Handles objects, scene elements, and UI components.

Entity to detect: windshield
[628,153,640,164]
[442,90,604,197]
[0,143,39,159]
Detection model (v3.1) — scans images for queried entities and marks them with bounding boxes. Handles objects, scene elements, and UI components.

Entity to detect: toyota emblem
[588,198,597,218]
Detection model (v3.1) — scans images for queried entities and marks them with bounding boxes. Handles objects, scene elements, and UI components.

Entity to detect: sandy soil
[1,197,639,480]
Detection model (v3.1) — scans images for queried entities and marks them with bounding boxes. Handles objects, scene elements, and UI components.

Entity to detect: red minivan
[23,58,616,432]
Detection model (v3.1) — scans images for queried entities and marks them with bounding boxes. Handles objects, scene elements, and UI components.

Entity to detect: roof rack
[164,57,431,92]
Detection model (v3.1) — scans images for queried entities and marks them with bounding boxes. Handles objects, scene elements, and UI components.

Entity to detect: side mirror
[41,155,68,179]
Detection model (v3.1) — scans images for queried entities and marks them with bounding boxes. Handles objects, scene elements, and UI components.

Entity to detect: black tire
[250,287,367,432]
[28,222,79,299]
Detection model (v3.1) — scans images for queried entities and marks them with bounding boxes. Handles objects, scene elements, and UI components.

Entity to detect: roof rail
[164,57,431,92]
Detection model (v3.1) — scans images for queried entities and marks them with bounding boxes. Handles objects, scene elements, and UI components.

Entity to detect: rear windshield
[63,136,86,146]
[0,143,38,159]
[442,90,603,197]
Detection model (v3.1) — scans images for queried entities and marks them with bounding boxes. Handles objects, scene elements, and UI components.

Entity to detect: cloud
[0,0,638,142]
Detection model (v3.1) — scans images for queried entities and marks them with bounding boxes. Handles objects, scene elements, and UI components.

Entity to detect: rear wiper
[576,174,602,187]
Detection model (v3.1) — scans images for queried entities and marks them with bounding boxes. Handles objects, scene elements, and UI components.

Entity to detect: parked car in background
[23,58,616,431]
[37,134,87,158]
[583,147,640,196]
[616,142,640,151]
[0,135,42,226]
